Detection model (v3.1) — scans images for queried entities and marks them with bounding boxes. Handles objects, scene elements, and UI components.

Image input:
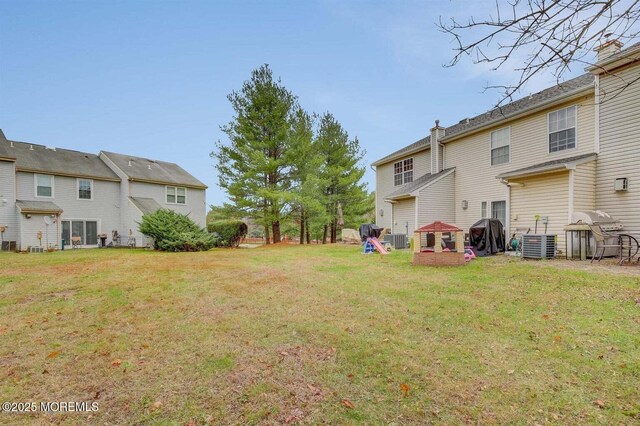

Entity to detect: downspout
[594,75,600,154]
[414,195,419,232]
[370,165,378,225]
[499,179,511,240]
[568,167,575,223]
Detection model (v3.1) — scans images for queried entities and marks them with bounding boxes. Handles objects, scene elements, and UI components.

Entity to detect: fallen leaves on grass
[284,408,304,423]
[400,383,410,398]
[46,351,59,359]
[341,398,355,409]
[594,400,606,409]
[553,335,562,342]
[151,400,163,410]
[111,359,122,367]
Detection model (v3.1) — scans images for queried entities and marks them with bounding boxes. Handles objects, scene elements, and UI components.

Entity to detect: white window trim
[393,157,414,187]
[60,218,102,247]
[165,185,187,205]
[547,105,578,154]
[34,174,54,198]
[77,178,94,201]
[490,126,511,166]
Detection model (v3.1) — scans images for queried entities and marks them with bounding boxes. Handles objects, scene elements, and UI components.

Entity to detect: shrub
[139,209,217,252]
[207,220,248,247]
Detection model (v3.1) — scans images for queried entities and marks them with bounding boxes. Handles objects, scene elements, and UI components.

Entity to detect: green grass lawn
[1,245,639,425]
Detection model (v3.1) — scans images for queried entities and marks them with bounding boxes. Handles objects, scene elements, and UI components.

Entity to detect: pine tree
[212,65,296,244]
[315,113,370,243]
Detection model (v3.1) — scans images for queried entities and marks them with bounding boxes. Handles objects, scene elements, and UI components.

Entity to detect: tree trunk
[272,221,281,243]
[322,224,328,244]
[330,220,337,243]
[299,208,305,244]
[305,217,311,244]
[264,224,270,245]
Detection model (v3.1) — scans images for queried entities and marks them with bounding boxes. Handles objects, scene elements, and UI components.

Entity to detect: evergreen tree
[212,65,296,244]
[286,108,329,243]
[315,112,370,243]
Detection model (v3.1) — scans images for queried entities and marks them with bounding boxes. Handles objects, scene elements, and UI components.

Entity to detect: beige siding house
[373,40,640,252]
[0,130,207,251]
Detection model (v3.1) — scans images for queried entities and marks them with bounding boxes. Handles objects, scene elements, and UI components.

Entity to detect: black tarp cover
[469,218,505,256]
[359,224,382,242]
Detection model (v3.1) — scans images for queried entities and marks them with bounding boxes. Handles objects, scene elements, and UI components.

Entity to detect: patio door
[61,220,98,246]
[491,201,506,226]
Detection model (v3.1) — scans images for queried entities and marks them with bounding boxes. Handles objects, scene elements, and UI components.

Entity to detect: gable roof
[371,73,595,167]
[385,168,455,200]
[129,197,163,215]
[371,136,430,167]
[101,151,207,189]
[0,137,120,181]
[496,153,597,180]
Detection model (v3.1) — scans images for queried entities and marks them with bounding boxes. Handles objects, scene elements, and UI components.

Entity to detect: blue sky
[0,0,590,208]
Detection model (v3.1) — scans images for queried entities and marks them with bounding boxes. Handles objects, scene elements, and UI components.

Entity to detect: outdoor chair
[71,236,82,249]
[589,224,640,264]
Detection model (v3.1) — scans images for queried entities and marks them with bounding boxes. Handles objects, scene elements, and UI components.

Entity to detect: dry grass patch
[0,246,639,424]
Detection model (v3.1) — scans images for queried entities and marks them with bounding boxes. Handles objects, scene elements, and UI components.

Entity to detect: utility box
[522,234,557,259]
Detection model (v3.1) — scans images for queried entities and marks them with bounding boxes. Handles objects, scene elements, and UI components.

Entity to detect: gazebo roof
[416,221,462,232]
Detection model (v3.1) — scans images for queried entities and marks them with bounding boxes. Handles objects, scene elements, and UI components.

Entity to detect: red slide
[367,237,389,255]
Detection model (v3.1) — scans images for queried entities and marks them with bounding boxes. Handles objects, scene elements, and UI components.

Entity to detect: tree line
[211,64,373,244]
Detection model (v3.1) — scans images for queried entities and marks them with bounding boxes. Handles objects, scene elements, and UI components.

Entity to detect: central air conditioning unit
[522,234,556,259]
[384,233,408,249]
[29,246,44,253]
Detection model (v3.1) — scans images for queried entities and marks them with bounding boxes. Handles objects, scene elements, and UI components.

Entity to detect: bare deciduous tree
[438,0,640,105]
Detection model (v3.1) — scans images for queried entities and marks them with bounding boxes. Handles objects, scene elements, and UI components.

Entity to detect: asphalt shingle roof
[0,137,120,181]
[385,168,455,200]
[129,197,163,215]
[371,136,430,167]
[442,73,595,141]
[15,200,63,214]
[496,153,597,179]
[102,151,206,189]
[371,73,595,166]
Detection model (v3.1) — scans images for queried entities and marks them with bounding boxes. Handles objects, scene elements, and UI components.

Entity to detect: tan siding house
[590,46,640,236]
[372,40,640,254]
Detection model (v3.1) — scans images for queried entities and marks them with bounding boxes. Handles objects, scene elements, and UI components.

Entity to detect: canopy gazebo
[413,221,466,266]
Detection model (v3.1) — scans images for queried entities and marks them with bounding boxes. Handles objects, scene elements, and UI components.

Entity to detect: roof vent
[45,146,56,151]
[128,160,132,167]
[147,164,152,170]
[29,145,33,150]
[9,141,14,148]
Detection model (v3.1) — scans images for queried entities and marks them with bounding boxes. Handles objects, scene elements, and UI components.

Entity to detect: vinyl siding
[573,161,596,213]
[392,198,415,235]
[15,172,120,247]
[375,149,430,229]
[416,172,455,228]
[0,161,18,243]
[19,213,58,250]
[596,65,640,234]
[445,95,596,234]
[509,171,569,249]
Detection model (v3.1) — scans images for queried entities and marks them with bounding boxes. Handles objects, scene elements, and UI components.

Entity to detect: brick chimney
[430,120,445,174]
[595,39,623,62]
